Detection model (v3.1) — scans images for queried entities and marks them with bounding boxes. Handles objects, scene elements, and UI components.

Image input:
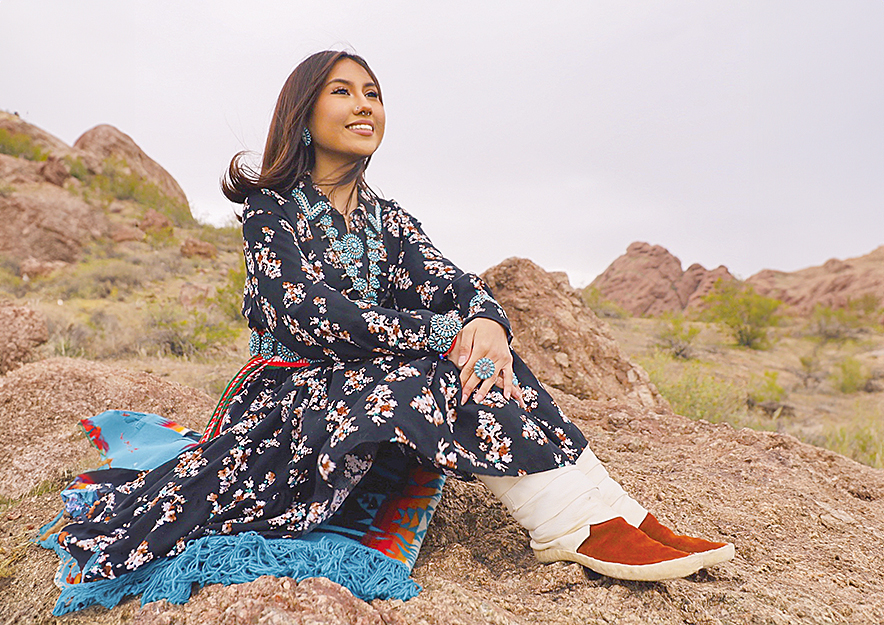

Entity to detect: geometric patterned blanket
[39,409,446,614]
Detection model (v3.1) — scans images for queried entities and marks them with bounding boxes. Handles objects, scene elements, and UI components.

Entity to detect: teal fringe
[46,531,420,616]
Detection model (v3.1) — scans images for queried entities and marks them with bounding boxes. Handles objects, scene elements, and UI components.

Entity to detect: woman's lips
[346,123,374,136]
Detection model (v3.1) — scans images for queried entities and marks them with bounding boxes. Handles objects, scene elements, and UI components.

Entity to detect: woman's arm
[387,202,521,404]
[388,201,512,337]
[242,192,460,362]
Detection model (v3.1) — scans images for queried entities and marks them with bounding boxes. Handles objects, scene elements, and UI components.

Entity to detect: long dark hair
[222,50,383,204]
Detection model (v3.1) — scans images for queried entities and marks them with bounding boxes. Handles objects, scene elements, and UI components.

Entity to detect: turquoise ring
[474,357,495,380]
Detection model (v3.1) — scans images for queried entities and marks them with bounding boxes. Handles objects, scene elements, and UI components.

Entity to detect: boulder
[110,223,147,243]
[0,357,214,499]
[0,303,48,374]
[0,182,108,264]
[589,242,736,316]
[19,257,68,278]
[482,257,669,412]
[74,124,190,209]
[38,156,70,186]
[180,237,218,259]
[138,208,173,234]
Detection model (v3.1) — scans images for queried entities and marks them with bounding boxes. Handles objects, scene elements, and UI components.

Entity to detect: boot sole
[533,547,706,581]
[695,542,735,568]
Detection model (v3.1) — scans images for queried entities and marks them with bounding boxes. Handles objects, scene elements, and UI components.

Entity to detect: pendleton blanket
[39,410,445,615]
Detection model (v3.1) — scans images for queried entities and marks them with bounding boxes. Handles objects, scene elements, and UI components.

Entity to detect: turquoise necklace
[292,184,384,304]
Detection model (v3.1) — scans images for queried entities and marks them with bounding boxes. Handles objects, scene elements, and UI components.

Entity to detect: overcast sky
[2,1,882,285]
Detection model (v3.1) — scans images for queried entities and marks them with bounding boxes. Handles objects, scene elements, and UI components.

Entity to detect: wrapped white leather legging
[477,448,648,553]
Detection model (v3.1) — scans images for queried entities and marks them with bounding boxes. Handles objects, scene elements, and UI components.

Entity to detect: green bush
[748,370,787,404]
[147,305,239,358]
[581,286,628,319]
[0,128,47,161]
[653,313,701,359]
[702,279,782,349]
[807,305,862,343]
[832,356,869,393]
[211,262,247,322]
[0,182,15,197]
[53,259,145,300]
[639,353,746,423]
[812,403,884,468]
[796,351,826,390]
[73,156,194,227]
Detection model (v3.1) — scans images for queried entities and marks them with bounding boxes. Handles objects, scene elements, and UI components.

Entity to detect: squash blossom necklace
[292,185,384,304]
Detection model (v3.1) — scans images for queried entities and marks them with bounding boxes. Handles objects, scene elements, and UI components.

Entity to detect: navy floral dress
[59,177,588,584]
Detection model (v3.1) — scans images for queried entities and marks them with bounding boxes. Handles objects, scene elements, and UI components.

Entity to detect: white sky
[2,1,882,285]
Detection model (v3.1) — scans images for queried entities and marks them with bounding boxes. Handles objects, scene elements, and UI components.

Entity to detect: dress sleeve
[241,192,461,363]
[387,200,512,341]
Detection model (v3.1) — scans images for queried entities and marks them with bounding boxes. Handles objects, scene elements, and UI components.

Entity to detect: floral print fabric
[58,178,588,584]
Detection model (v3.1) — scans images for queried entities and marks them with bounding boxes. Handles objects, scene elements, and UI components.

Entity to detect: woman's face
[308,58,385,172]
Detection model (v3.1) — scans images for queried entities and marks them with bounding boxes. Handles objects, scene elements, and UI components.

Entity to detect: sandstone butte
[2,115,884,623]
[1,258,883,624]
[592,240,884,317]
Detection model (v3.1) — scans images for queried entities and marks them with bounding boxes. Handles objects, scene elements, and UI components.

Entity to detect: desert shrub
[211,262,247,322]
[807,305,862,343]
[639,353,746,423]
[748,370,787,405]
[0,128,47,161]
[581,286,628,318]
[146,305,240,358]
[812,403,884,468]
[653,313,701,359]
[63,155,91,182]
[53,259,144,300]
[0,182,15,197]
[795,351,827,390]
[832,356,869,394]
[75,156,194,226]
[702,279,782,349]
[194,222,242,254]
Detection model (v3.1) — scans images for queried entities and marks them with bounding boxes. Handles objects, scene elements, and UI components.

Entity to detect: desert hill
[592,241,884,317]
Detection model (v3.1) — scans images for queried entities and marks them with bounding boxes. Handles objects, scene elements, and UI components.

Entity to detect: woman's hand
[448,318,523,406]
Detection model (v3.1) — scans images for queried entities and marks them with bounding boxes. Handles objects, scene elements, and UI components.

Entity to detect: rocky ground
[2,258,883,624]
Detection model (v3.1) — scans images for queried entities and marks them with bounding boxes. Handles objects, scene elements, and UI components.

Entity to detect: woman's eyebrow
[326,78,378,89]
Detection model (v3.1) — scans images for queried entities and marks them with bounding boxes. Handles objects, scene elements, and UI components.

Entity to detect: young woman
[55,51,733,604]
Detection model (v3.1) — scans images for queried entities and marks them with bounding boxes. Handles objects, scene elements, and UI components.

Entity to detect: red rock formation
[74,124,189,208]
[747,246,884,314]
[589,242,735,316]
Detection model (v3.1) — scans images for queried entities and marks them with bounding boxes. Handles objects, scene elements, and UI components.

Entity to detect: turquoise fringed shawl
[39,410,445,615]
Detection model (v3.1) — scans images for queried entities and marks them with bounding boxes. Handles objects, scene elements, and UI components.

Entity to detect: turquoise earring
[302,128,311,146]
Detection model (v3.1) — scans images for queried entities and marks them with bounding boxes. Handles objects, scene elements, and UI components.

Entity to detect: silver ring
[512,372,519,387]
[474,357,495,380]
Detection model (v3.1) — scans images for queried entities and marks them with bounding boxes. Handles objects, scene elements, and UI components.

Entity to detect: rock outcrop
[74,124,189,207]
[0,358,214,500]
[0,303,48,374]
[590,242,734,316]
[0,182,108,267]
[747,245,884,314]
[482,257,668,412]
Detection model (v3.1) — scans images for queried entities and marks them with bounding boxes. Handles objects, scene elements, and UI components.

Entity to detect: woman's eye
[331,87,350,95]
[365,90,379,99]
